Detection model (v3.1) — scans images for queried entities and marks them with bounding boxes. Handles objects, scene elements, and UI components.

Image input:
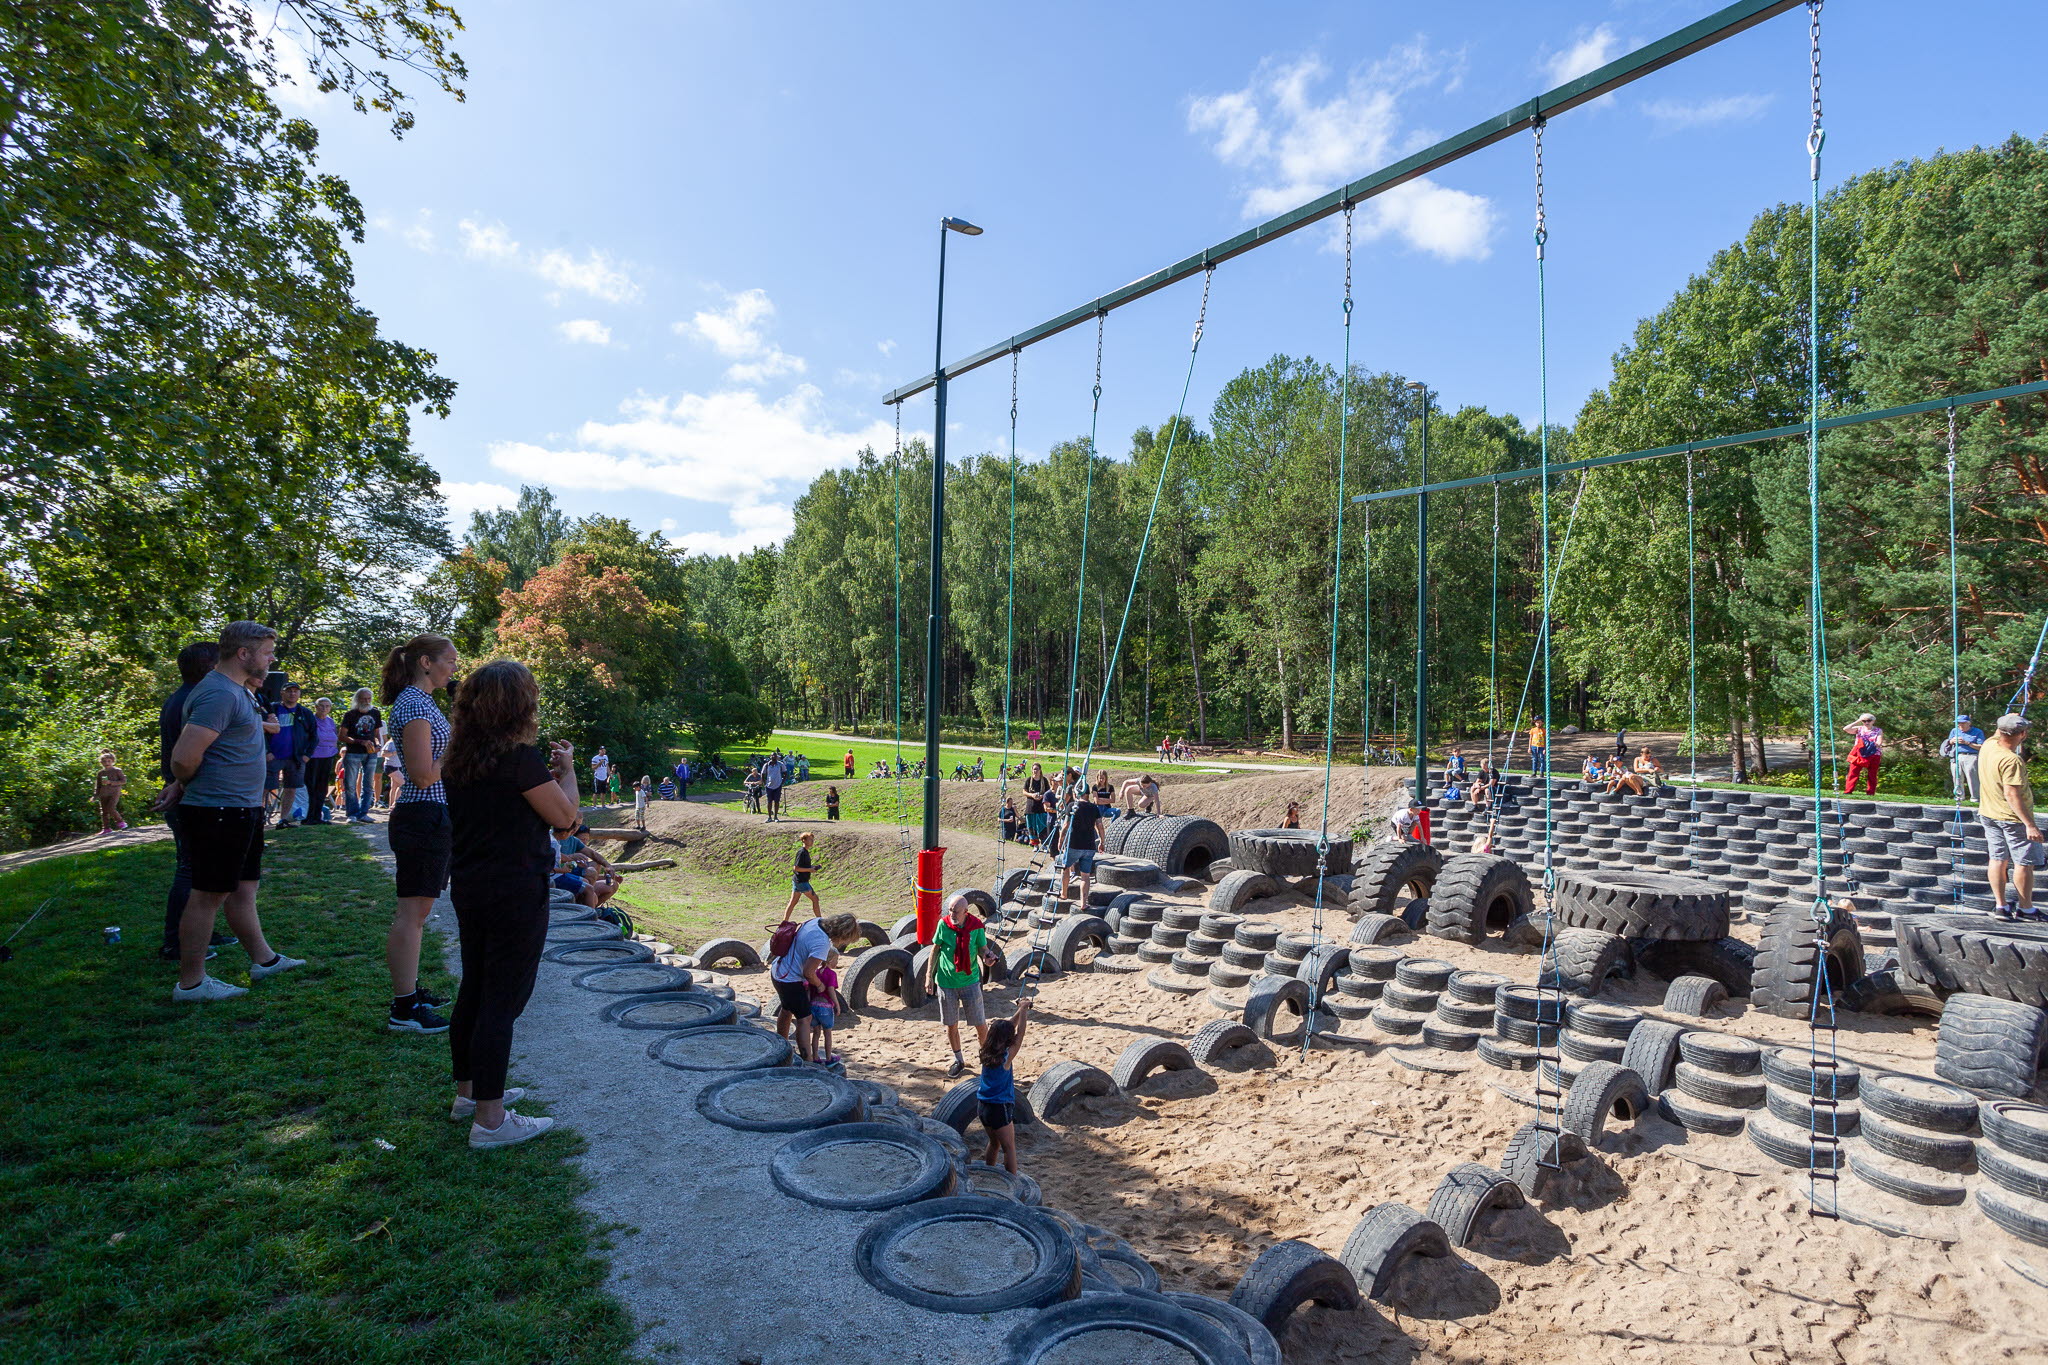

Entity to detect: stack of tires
[1552,869,1734,998]
[1898,915,2048,1099]
[1976,1101,2048,1248]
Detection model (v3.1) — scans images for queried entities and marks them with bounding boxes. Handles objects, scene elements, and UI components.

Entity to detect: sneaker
[449,1087,526,1119]
[1995,903,2018,922]
[946,1056,966,1078]
[414,988,450,1008]
[250,953,305,981]
[469,1110,554,1149]
[389,1000,450,1033]
[116,821,129,831]
[172,975,247,1003]
[2020,906,2047,923]
[209,931,239,949]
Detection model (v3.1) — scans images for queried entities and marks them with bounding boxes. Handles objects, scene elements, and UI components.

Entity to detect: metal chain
[1192,263,1214,347]
[1011,347,1020,425]
[1533,116,1548,259]
[1807,0,1825,176]
[1342,205,1355,323]
[1092,311,1105,407]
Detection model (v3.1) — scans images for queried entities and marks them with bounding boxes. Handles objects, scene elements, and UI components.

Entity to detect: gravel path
[354,823,1026,1364]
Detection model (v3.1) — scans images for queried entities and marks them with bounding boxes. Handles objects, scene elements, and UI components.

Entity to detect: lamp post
[1407,381,1430,810]
[922,217,981,868]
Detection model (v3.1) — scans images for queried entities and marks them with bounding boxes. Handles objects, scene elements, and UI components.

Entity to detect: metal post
[922,224,949,852]
[1410,384,1430,805]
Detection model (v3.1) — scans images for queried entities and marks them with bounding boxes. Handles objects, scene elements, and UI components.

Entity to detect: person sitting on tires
[1055,792,1102,911]
[1602,756,1645,797]
[922,891,995,1078]
[1633,747,1667,788]
[977,997,1033,1175]
[1581,754,1604,787]
[1281,801,1302,829]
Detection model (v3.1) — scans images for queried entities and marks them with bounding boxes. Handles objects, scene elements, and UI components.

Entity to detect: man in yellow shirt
[1977,713,2043,922]
[1528,722,1548,775]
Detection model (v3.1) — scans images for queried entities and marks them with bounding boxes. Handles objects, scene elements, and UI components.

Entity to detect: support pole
[1411,386,1431,807]
[922,224,950,857]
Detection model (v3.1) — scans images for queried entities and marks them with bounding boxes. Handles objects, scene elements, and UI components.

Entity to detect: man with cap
[1977,714,2043,922]
[1842,712,1884,796]
[1941,713,1985,803]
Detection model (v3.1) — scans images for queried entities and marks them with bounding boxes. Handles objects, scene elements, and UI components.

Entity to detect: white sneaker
[250,953,305,981]
[449,1088,526,1119]
[172,975,247,1003]
[469,1109,554,1149]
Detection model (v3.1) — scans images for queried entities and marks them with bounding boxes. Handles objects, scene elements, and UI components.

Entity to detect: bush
[0,693,156,850]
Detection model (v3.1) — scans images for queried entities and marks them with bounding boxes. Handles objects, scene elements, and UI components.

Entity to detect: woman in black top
[441,661,580,1150]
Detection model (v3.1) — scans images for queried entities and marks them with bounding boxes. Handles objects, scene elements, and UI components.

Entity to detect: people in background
[440,659,580,1149]
[762,751,785,821]
[1470,771,1493,812]
[382,634,458,1036]
[303,697,341,825]
[1281,801,1302,829]
[1055,782,1102,910]
[997,794,1018,842]
[1603,756,1645,797]
[162,620,304,1002]
[634,775,650,827]
[1614,727,1629,760]
[377,732,401,806]
[1943,713,1985,803]
[266,682,315,829]
[1582,754,1604,786]
[591,747,610,800]
[95,751,128,835]
[844,748,856,778]
[1390,800,1423,841]
[1090,769,1115,817]
[1023,763,1050,844]
[1977,713,2043,922]
[784,831,821,918]
[826,784,842,822]
[1527,721,1548,774]
[1446,747,1468,780]
[340,687,383,823]
[1843,712,1884,795]
[154,640,229,962]
[1633,747,1667,788]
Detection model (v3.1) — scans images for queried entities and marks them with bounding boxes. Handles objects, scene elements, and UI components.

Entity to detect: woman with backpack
[768,912,862,1063]
[1844,713,1885,795]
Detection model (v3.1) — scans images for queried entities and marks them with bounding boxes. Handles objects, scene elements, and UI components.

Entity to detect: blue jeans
[343,752,375,818]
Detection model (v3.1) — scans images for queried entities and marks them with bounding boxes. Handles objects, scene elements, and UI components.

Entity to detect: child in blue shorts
[977,997,1033,1174]
[810,962,841,1065]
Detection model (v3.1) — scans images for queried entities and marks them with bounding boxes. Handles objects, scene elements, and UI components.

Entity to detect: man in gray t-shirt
[763,754,785,822]
[162,621,304,1003]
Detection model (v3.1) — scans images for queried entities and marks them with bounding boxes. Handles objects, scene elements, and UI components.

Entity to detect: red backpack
[768,916,801,962]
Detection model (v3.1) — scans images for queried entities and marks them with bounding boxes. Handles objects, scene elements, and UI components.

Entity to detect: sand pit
[697,875,2048,1364]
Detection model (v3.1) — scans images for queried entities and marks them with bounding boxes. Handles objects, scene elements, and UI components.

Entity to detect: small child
[977,997,1033,1174]
[95,751,128,834]
[825,785,841,821]
[634,775,650,828]
[811,962,840,1065]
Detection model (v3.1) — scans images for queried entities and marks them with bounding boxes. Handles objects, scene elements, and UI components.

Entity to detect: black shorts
[978,1100,1015,1134]
[183,805,265,894]
[773,977,814,1020]
[765,787,782,807]
[389,801,452,899]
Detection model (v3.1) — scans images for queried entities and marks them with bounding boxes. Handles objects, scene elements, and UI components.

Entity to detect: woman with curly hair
[441,660,581,1149]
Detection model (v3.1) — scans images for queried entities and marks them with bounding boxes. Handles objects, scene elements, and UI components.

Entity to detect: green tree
[463,485,572,593]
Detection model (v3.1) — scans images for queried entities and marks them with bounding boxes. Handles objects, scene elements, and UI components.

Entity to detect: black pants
[304,755,337,823]
[161,803,192,952]
[449,877,549,1104]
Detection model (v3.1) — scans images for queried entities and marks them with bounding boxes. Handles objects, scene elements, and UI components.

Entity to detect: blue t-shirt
[772,917,831,984]
[180,672,268,807]
[388,686,449,804]
[1946,725,1985,758]
[267,703,297,761]
[978,1062,1015,1106]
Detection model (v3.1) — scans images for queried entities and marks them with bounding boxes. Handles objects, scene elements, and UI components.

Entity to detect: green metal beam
[881,0,1803,408]
[1350,378,2048,504]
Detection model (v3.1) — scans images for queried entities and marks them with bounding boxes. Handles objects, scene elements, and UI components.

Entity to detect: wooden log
[582,826,647,842]
[609,858,676,873]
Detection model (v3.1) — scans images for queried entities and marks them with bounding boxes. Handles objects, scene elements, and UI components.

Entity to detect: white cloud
[678,287,808,385]
[557,319,613,346]
[439,480,519,535]
[449,217,640,303]
[877,339,897,358]
[1188,44,1492,259]
[488,384,897,554]
[1543,25,1622,87]
[1642,93,1774,131]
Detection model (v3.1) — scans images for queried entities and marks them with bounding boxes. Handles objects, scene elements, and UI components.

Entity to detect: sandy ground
[690,879,2048,1365]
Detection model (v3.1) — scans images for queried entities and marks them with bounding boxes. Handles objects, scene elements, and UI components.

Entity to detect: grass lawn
[0,829,635,1365]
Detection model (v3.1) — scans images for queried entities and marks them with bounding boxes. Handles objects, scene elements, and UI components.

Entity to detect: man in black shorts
[154,640,237,962]
[1055,779,1103,910]
[161,621,307,1003]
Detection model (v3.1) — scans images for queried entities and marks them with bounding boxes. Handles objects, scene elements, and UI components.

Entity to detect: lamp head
[943,217,984,236]
[1406,381,1427,391]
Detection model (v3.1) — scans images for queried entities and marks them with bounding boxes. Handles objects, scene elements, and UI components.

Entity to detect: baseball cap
[1956,713,1971,723]
[1996,713,2032,733]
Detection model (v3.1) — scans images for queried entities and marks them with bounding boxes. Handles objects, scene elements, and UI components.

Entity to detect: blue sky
[290,0,2048,555]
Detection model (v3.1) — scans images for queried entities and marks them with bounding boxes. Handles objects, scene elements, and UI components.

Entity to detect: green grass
[0,830,635,1365]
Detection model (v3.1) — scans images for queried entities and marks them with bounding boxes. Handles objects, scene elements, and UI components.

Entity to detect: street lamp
[1407,381,1430,813]
[918,216,983,927]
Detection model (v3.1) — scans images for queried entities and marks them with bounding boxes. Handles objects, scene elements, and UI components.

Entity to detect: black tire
[1760,1047,1861,1102]
[1244,975,1312,1044]
[1496,984,1567,1025]
[1565,1001,1643,1041]
[1978,1143,2048,1202]
[1096,857,1163,890]
[846,945,928,1009]
[1752,903,1865,1020]
[930,1078,1036,1133]
[1846,1144,1968,1205]
[1839,967,1948,1018]
[1423,1163,1526,1249]
[1154,1293,1284,1365]
[1113,1038,1199,1091]
[1226,1240,1362,1333]
[542,940,655,968]
[1445,970,1510,1005]
[1678,1031,1762,1075]
[1350,842,1444,921]
[1348,913,1409,946]
[1295,944,1350,1002]
[1338,1203,1450,1301]
[1270,932,1317,964]
[1860,1072,1980,1133]
[1540,929,1628,997]
[1934,992,2048,1098]
[1764,1085,1860,1136]
[890,912,921,940]
[1048,915,1114,970]
[1350,946,1406,981]
[695,936,763,970]
[1421,1021,1483,1051]
[647,1025,793,1073]
[1662,974,1729,1017]
[1421,855,1532,944]
[1135,815,1231,880]
[1896,913,2048,1007]
[1634,937,1756,996]
[599,989,736,1032]
[1744,1113,1846,1171]
[1500,1121,1587,1199]
[1010,946,1063,981]
[1562,1060,1651,1142]
[1233,920,1282,951]
[996,1294,1246,1364]
[1551,868,1728,942]
[1502,911,1556,953]
[1859,1110,1978,1171]
[855,1196,1076,1313]
[1658,1089,1749,1136]
[1210,870,1282,916]
[993,868,1031,906]
[696,1066,864,1132]
[1674,1062,1765,1109]
[1975,1186,2048,1247]
[1559,1031,1627,1065]
[1221,943,1269,970]
[1983,1101,2048,1162]
[1029,1060,1117,1120]
[1381,982,1440,1013]
[1477,1036,1541,1071]
[1494,1014,1554,1048]
[1434,997,1495,1029]
[1092,1245,1163,1294]
[1229,827,1354,878]
[1171,952,1215,978]
[1393,957,1455,991]
[1190,1019,1264,1067]
[1619,1019,1686,1093]
[1200,913,1246,940]
[572,961,694,995]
